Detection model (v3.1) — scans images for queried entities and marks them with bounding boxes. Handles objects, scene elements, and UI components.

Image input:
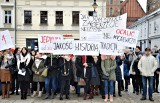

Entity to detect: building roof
[120,0,145,13]
[129,8,160,28]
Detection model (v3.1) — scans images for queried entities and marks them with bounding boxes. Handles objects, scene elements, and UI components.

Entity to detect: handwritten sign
[100,40,124,55]
[52,40,74,55]
[80,13,127,40]
[102,28,139,48]
[38,34,63,53]
[0,30,14,51]
[74,41,100,56]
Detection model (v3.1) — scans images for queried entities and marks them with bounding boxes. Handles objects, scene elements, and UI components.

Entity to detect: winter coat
[44,56,59,78]
[18,53,32,82]
[90,56,100,86]
[138,54,158,76]
[58,57,73,80]
[133,58,141,75]
[156,53,160,68]
[115,56,122,81]
[123,58,130,77]
[32,58,45,82]
[101,58,116,81]
[75,56,83,78]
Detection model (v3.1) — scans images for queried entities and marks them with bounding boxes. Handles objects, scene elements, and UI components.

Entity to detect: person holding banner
[44,54,59,99]
[59,55,73,100]
[101,55,116,102]
[17,47,32,100]
[0,49,13,99]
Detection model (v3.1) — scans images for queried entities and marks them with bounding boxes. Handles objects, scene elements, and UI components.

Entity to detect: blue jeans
[104,80,114,95]
[142,76,154,98]
[45,76,57,95]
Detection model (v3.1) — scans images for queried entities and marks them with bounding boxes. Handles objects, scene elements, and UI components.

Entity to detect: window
[110,0,113,4]
[88,11,93,16]
[24,11,32,24]
[110,8,112,16]
[5,10,11,23]
[72,11,79,25]
[40,11,48,24]
[56,11,63,25]
[6,0,9,2]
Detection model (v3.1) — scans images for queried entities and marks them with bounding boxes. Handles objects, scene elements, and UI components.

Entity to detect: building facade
[106,0,120,17]
[16,0,106,49]
[147,0,160,14]
[120,0,146,27]
[129,8,160,51]
[0,0,15,46]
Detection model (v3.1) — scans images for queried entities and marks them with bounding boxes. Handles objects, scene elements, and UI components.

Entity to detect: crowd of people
[0,46,159,102]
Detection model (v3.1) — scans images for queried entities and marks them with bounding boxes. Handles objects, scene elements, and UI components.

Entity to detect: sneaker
[140,97,146,100]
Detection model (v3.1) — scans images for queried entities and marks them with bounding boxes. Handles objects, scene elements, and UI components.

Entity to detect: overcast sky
[122,0,147,12]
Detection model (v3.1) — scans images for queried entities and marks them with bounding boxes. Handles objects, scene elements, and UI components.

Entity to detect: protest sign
[52,40,74,55]
[100,40,124,55]
[80,13,127,40]
[0,30,14,51]
[102,28,139,48]
[74,41,100,56]
[38,34,63,53]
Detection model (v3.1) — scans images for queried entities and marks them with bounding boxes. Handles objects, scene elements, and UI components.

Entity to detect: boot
[88,92,93,99]
[118,91,122,97]
[24,91,27,99]
[95,86,99,95]
[31,91,37,97]
[16,90,19,95]
[60,94,63,100]
[44,93,49,99]
[110,95,113,102]
[6,84,10,98]
[83,93,87,100]
[1,84,6,99]
[21,91,24,100]
[66,94,70,99]
[104,95,108,102]
[37,91,42,98]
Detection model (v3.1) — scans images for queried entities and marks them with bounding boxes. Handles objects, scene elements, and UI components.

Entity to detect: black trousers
[11,73,19,92]
[124,76,130,90]
[32,82,45,91]
[84,78,90,94]
[134,75,142,92]
[153,71,159,91]
[19,81,30,98]
[100,80,105,96]
[131,75,136,91]
[60,79,70,96]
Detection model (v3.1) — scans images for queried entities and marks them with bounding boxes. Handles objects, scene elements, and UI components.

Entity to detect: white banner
[74,41,100,56]
[100,40,124,55]
[80,13,127,40]
[38,34,63,53]
[102,28,139,48]
[0,30,14,51]
[52,40,74,55]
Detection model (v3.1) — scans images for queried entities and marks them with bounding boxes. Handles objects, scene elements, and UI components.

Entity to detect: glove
[22,68,26,73]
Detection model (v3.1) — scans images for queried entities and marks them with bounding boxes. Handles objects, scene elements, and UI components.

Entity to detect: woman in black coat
[58,55,73,100]
[114,56,123,97]
[18,47,32,100]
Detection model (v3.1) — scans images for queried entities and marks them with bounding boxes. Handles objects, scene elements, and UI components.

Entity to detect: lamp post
[92,0,98,17]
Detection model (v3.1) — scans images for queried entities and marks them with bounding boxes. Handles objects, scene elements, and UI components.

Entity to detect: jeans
[45,76,57,95]
[60,79,70,96]
[142,76,154,98]
[104,80,114,95]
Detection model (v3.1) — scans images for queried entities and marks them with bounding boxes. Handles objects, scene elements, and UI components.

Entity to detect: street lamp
[92,0,98,17]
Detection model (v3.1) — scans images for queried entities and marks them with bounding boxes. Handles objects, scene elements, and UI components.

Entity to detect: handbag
[41,67,48,77]
[78,78,86,86]
[102,73,109,80]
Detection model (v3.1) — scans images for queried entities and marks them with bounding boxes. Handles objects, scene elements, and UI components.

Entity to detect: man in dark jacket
[44,54,59,99]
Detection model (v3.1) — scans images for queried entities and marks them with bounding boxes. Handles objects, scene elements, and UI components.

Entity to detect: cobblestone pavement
[0,85,160,103]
